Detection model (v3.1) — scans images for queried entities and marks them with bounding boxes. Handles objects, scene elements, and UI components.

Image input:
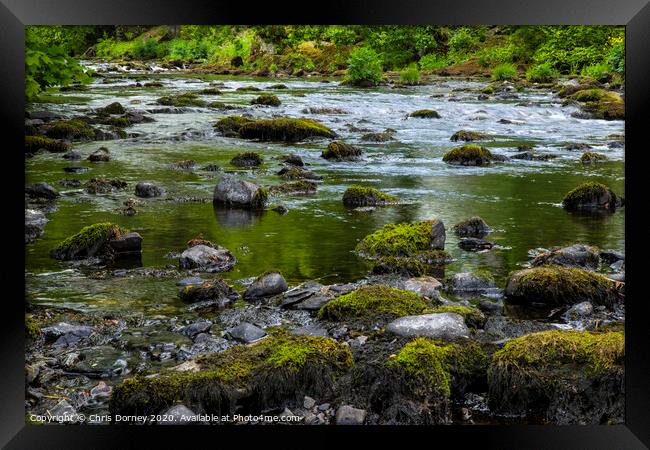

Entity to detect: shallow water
[26,67,624,316]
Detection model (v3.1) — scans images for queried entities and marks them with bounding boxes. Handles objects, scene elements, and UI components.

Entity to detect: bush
[399,64,420,84]
[525,62,558,82]
[133,39,161,59]
[448,27,480,54]
[345,47,383,86]
[477,46,514,68]
[491,63,517,81]
[581,63,612,82]
[608,39,624,75]
[418,53,449,70]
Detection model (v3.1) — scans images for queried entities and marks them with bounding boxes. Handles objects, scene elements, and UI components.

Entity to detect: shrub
[491,63,517,81]
[525,62,558,82]
[133,39,161,59]
[418,53,449,70]
[399,64,420,85]
[581,63,612,82]
[345,47,383,86]
[607,39,624,75]
[448,27,480,54]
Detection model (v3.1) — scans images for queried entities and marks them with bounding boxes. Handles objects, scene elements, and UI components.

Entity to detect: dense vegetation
[26,25,624,98]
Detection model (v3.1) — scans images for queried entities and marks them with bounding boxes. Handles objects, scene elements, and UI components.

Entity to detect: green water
[25,71,625,315]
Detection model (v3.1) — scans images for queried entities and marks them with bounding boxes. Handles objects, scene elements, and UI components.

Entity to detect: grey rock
[453,217,490,238]
[25,182,59,200]
[63,150,82,160]
[429,219,446,250]
[50,400,76,420]
[213,175,267,209]
[447,272,496,292]
[304,396,316,409]
[386,313,470,340]
[108,232,142,254]
[25,209,48,244]
[135,182,165,198]
[176,277,204,286]
[294,294,333,311]
[292,325,329,337]
[244,271,288,300]
[335,405,367,425]
[179,244,236,272]
[88,147,110,162]
[181,320,213,339]
[404,276,442,298]
[90,381,112,399]
[226,322,267,343]
[159,405,202,425]
[478,300,504,315]
[42,322,93,340]
[531,244,600,269]
[565,301,594,320]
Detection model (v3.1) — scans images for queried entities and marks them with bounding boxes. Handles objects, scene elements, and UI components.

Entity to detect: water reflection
[212,203,266,228]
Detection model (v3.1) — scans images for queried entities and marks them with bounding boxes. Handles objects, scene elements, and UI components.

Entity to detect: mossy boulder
[356,220,446,257]
[25,136,70,154]
[109,333,353,417]
[236,86,261,92]
[50,222,126,260]
[452,216,490,238]
[278,167,323,181]
[443,145,497,166]
[213,116,255,137]
[580,151,608,164]
[371,251,452,277]
[84,178,128,194]
[88,147,111,162]
[44,119,97,141]
[562,182,623,211]
[318,285,428,322]
[570,89,624,120]
[488,330,624,424]
[198,87,222,95]
[97,102,126,115]
[342,186,399,207]
[230,152,263,167]
[238,118,336,142]
[178,278,239,304]
[409,109,441,119]
[361,131,395,142]
[251,94,281,106]
[504,266,621,307]
[531,244,600,270]
[322,141,362,161]
[269,180,318,195]
[156,93,206,107]
[450,130,489,142]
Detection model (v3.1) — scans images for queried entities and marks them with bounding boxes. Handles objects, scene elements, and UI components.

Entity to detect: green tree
[345,47,383,86]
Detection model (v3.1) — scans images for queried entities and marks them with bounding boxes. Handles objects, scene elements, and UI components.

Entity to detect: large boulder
[386,313,470,340]
[531,244,600,269]
[213,175,268,209]
[50,223,127,260]
[108,232,142,254]
[356,219,446,257]
[561,182,623,211]
[452,216,490,238]
[135,182,165,198]
[342,186,399,207]
[504,266,621,307]
[179,244,236,272]
[488,330,624,424]
[244,271,288,300]
[443,145,503,166]
[25,182,59,201]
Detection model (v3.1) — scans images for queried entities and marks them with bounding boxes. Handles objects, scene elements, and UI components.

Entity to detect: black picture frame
[3,1,649,448]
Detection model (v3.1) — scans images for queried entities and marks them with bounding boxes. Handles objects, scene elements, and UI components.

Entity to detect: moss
[230,152,263,167]
[372,251,451,277]
[322,141,363,161]
[252,187,269,209]
[505,266,621,307]
[156,93,206,107]
[342,186,399,207]
[571,89,624,120]
[450,130,489,142]
[26,315,41,341]
[442,145,494,166]
[318,285,428,321]
[268,84,288,90]
[562,182,620,210]
[50,222,125,260]
[425,305,486,329]
[269,180,317,195]
[98,102,126,115]
[251,94,281,106]
[84,178,128,194]
[236,86,261,92]
[109,334,352,417]
[45,119,96,141]
[388,338,488,398]
[481,86,495,94]
[238,118,336,142]
[356,220,441,257]
[279,168,312,180]
[491,330,623,376]
[25,136,70,154]
[580,152,608,164]
[409,109,441,119]
[107,117,130,127]
[213,116,255,136]
[198,87,222,95]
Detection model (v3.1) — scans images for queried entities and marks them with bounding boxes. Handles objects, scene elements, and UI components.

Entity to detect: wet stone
[226,322,267,343]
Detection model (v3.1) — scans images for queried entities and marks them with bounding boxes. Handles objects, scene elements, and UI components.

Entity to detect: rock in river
[135,182,165,198]
[213,175,268,209]
[226,322,267,343]
[458,238,494,251]
[386,313,470,340]
[244,271,289,300]
[531,244,600,269]
[25,182,59,201]
[178,278,239,304]
[179,244,236,272]
[452,216,490,238]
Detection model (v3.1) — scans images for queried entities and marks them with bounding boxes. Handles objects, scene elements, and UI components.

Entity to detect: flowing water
[26,66,625,320]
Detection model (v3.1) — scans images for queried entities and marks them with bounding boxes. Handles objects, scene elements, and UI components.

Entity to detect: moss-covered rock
[198,87,222,95]
[356,220,446,257]
[84,178,128,194]
[450,130,490,142]
[236,86,261,92]
[238,118,336,142]
[26,315,41,341]
[44,119,97,141]
[50,222,126,260]
[562,182,623,211]
[452,216,490,238]
[442,145,496,166]
[409,109,441,119]
[88,146,111,162]
[580,151,608,164]
[322,141,362,161]
[97,102,126,115]
[487,330,624,424]
[371,251,452,277]
[156,93,206,107]
[25,136,70,154]
[213,116,255,137]
[425,305,486,329]
[277,167,323,181]
[178,278,239,304]
[504,266,621,307]
[230,152,263,167]
[251,94,281,106]
[360,131,394,142]
[269,180,318,195]
[268,84,288,90]
[570,89,624,120]
[109,333,353,417]
[319,285,428,322]
[342,186,399,207]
